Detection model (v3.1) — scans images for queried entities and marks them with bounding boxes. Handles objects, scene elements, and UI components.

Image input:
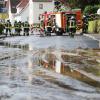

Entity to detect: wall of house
[15,1,54,23]
[15,5,29,22]
[33,1,54,23]
[21,5,29,22]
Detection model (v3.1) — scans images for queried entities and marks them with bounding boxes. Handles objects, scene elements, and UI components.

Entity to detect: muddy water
[0,39,100,99]
[41,50,100,88]
[60,65,100,87]
[42,59,100,88]
[0,49,99,99]
[0,42,100,83]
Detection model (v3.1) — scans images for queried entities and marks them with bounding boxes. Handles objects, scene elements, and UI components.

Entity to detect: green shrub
[84,5,100,15]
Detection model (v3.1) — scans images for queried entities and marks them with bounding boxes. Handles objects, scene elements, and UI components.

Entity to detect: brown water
[41,50,100,88]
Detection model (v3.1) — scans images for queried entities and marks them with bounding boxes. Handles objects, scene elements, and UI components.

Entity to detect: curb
[84,34,100,47]
[0,35,6,39]
[84,34,100,42]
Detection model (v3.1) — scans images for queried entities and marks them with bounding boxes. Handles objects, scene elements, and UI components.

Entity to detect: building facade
[0,0,8,20]
[14,0,54,24]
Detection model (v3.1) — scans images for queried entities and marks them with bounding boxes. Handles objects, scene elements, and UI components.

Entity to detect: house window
[39,4,43,9]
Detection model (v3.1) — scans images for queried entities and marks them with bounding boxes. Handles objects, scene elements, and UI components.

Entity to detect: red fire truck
[39,9,82,36]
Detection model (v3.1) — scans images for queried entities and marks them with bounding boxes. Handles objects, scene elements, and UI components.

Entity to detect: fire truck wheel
[46,33,51,36]
[80,32,83,35]
[56,32,62,36]
[48,33,51,36]
[27,33,29,36]
[69,32,74,37]
[23,33,25,36]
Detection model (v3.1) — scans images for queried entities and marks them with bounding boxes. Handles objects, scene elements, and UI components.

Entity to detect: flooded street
[0,35,100,100]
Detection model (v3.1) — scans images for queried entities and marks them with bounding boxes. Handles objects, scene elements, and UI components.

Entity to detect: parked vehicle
[39,9,82,36]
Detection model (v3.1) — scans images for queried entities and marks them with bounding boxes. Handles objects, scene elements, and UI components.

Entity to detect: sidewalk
[84,34,100,47]
[84,34,100,42]
[0,35,6,39]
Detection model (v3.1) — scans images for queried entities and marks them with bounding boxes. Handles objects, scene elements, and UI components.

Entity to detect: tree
[84,5,100,15]
[58,0,100,10]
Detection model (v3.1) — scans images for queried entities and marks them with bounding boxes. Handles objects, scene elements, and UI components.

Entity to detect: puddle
[0,38,100,99]
[41,49,100,88]
[0,41,29,51]
[60,65,100,87]
[4,42,29,51]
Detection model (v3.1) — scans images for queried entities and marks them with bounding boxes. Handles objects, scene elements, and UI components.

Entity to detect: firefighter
[14,21,18,35]
[30,24,34,34]
[68,16,76,37]
[0,22,5,35]
[5,20,12,36]
[44,18,52,36]
[23,21,30,36]
[17,21,22,36]
[14,21,18,36]
[82,15,88,34]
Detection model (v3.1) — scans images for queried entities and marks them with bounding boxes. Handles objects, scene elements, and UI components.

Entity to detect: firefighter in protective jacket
[14,21,22,36]
[5,20,12,36]
[68,16,76,37]
[82,15,88,33]
[0,22,5,35]
[23,21,30,36]
[17,21,22,36]
[14,21,18,35]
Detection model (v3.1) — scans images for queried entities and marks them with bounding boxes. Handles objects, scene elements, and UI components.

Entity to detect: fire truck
[39,11,65,36]
[39,9,82,36]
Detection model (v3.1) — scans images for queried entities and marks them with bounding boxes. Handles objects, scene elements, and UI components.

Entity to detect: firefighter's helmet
[83,15,86,18]
[70,16,75,20]
[25,21,28,23]
[7,20,10,22]
[14,20,17,23]
[19,21,21,23]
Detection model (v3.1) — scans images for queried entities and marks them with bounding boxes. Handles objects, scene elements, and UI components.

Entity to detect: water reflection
[28,43,34,51]
[60,64,100,87]
[55,60,61,73]
[8,65,11,78]
[41,52,100,88]
[27,56,33,85]
[3,42,29,50]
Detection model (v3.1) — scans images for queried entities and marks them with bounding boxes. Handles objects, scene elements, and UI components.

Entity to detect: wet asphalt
[0,35,100,100]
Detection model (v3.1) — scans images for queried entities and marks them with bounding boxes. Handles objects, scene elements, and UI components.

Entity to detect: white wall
[17,7,22,14]
[15,5,29,22]
[20,6,29,22]
[15,1,54,23]
[33,1,54,23]
[14,16,21,22]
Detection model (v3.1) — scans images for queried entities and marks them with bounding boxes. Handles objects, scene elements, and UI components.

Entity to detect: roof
[6,0,53,15]
[17,0,52,8]
[33,0,52,2]
[16,0,53,14]
[6,0,20,13]
[17,0,28,8]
